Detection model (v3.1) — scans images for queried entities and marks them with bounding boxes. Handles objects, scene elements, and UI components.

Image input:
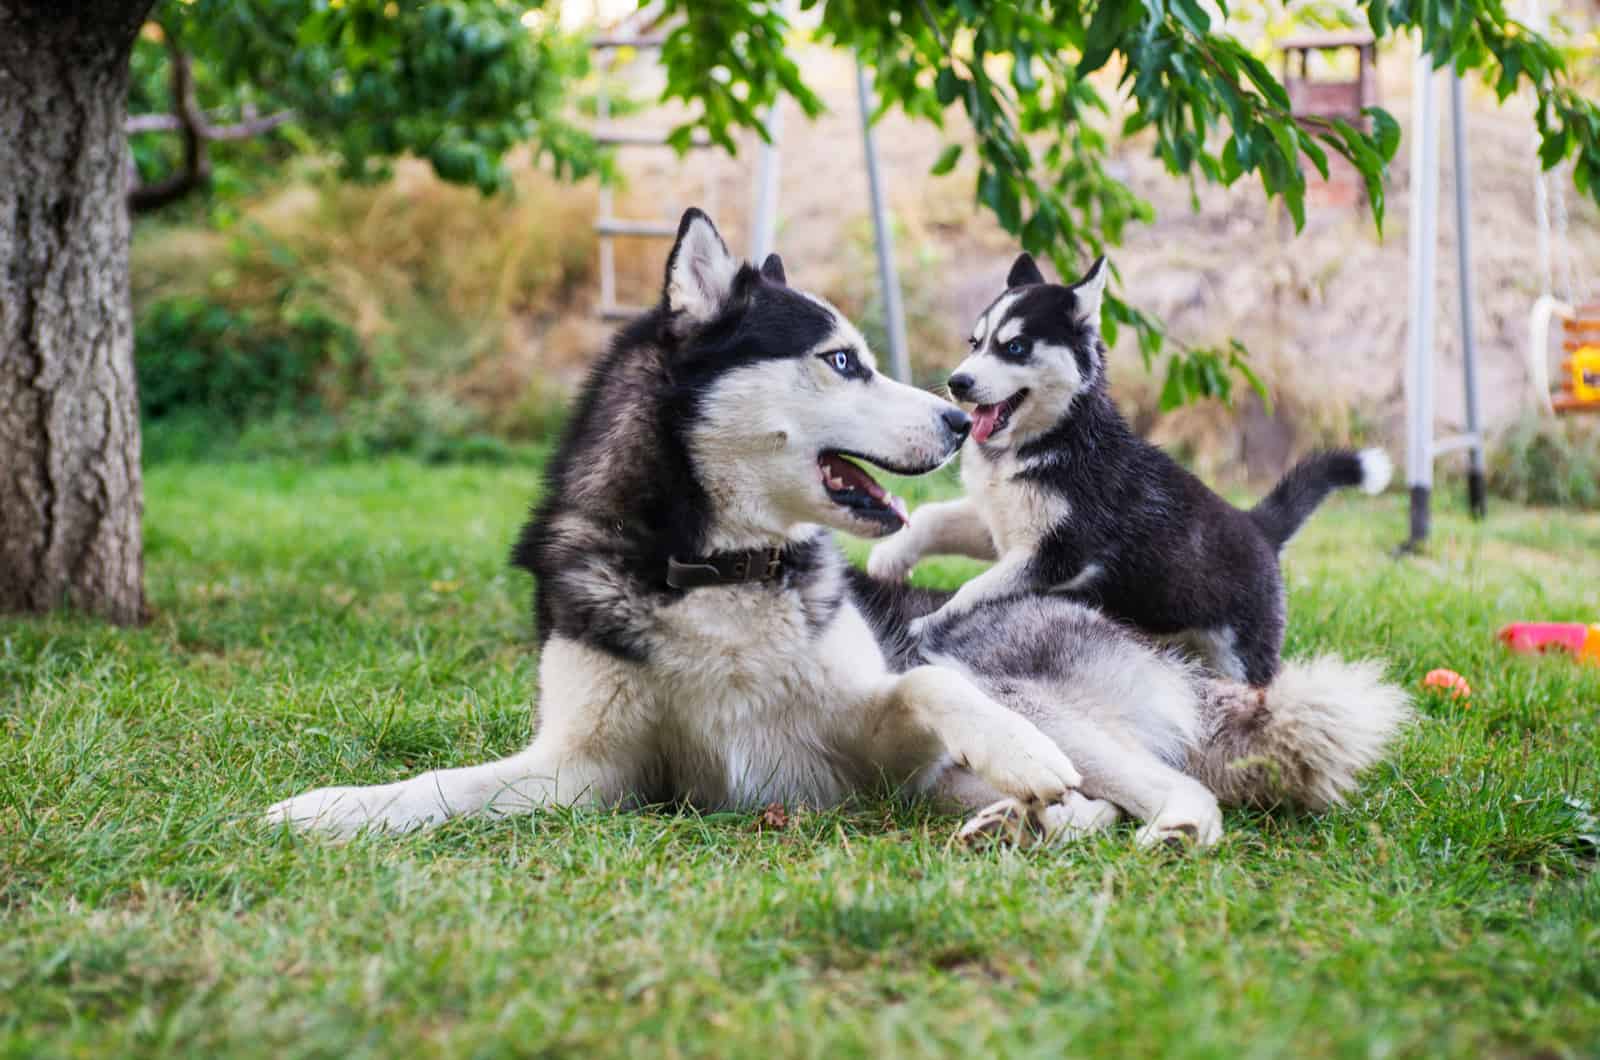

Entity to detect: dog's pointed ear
[1007,252,1045,288]
[759,253,786,286]
[1072,255,1108,326]
[664,208,740,324]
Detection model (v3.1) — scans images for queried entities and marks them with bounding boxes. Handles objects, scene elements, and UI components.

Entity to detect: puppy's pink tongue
[970,404,1001,444]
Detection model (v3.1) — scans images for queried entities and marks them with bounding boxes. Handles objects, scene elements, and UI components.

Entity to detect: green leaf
[1366,107,1401,163]
[1012,52,1037,94]
[1221,136,1243,183]
[1079,0,1131,76]
[1229,343,1271,412]
[931,143,963,176]
[1367,1,1389,38]
[1236,50,1292,112]
[1170,0,1210,35]
[978,167,1023,232]
[1159,357,1188,411]
[1540,128,1570,170]
[1283,175,1306,232]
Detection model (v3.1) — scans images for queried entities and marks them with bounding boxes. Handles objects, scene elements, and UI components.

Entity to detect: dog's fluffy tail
[1189,657,1411,811]
[1249,448,1391,550]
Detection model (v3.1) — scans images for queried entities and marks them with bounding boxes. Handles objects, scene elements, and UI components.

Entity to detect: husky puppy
[870,253,1392,687]
[267,213,1408,848]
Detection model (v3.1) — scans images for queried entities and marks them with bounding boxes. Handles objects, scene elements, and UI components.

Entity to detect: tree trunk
[0,1,155,624]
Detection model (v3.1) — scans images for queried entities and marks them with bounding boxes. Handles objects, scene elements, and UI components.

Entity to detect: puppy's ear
[759,253,786,286]
[664,208,740,324]
[1007,252,1045,288]
[1072,255,1108,327]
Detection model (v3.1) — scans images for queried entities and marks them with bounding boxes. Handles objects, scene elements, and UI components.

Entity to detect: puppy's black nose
[941,407,971,440]
[948,373,975,400]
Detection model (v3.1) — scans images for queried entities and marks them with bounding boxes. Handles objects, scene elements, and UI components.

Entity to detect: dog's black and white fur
[870,252,1391,687]
[267,213,1408,848]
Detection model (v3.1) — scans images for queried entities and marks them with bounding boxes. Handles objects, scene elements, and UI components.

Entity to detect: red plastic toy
[1497,622,1600,664]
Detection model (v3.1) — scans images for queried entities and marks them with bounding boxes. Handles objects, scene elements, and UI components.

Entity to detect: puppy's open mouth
[818,451,909,530]
[970,389,1028,445]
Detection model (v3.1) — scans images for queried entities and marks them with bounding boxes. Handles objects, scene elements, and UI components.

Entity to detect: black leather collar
[666,546,786,590]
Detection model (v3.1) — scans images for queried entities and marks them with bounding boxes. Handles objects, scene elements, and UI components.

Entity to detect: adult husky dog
[870,253,1391,687]
[267,211,1408,847]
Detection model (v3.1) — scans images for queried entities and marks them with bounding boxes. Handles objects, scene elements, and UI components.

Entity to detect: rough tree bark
[0,0,156,624]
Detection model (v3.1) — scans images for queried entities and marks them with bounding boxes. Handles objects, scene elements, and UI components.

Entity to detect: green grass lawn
[4,458,1599,1058]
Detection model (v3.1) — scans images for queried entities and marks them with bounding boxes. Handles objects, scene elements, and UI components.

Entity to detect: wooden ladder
[591,30,700,321]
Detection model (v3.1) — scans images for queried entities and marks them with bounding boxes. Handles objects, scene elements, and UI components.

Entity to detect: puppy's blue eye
[833,351,851,372]
[1006,339,1026,357]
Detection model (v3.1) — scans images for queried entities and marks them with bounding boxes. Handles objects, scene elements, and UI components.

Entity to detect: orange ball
[1422,668,1471,700]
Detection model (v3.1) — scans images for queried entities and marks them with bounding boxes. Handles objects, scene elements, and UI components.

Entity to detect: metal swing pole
[855,58,912,384]
[1450,73,1488,519]
[1403,54,1441,550]
[750,99,783,263]
[1402,59,1488,552]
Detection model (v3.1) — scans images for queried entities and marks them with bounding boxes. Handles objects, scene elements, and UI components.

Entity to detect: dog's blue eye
[824,349,864,378]
[1006,338,1026,358]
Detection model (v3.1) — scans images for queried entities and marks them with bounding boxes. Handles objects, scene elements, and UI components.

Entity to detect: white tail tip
[1357,448,1392,495]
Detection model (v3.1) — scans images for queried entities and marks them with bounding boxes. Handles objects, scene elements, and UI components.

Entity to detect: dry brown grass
[134,156,602,435]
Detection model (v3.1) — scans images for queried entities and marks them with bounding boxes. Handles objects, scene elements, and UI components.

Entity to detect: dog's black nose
[948,373,975,400]
[941,407,971,440]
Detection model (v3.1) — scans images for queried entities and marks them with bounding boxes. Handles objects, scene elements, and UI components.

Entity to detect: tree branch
[127,108,295,140]
[126,31,211,214]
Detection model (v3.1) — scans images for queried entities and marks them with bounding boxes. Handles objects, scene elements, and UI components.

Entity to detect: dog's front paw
[867,535,917,582]
[958,711,1081,808]
[264,782,441,838]
[1135,781,1222,850]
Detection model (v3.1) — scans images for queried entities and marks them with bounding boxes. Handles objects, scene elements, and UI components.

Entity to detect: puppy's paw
[1038,791,1123,841]
[958,798,1036,847]
[960,792,1122,849]
[264,782,440,838]
[867,535,917,582]
[1135,782,1223,850]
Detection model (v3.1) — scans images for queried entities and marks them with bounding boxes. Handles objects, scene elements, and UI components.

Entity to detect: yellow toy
[1531,298,1600,414]
[1558,337,1600,411]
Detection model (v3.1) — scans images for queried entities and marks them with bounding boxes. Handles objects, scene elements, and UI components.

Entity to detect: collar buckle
[666,546,786,591]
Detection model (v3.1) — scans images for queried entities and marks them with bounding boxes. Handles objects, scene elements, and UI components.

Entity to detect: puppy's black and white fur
[870,253,1391,687]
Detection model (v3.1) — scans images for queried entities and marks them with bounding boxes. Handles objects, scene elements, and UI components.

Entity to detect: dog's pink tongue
[970,403,1001,444]
[887,493,909,525]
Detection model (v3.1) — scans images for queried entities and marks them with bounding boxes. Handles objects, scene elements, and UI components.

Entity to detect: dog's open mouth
[818,451,909,530]
[970,389,1028,444]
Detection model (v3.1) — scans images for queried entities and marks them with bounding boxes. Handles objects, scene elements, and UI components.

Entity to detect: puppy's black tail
[1249,448,1391,550]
